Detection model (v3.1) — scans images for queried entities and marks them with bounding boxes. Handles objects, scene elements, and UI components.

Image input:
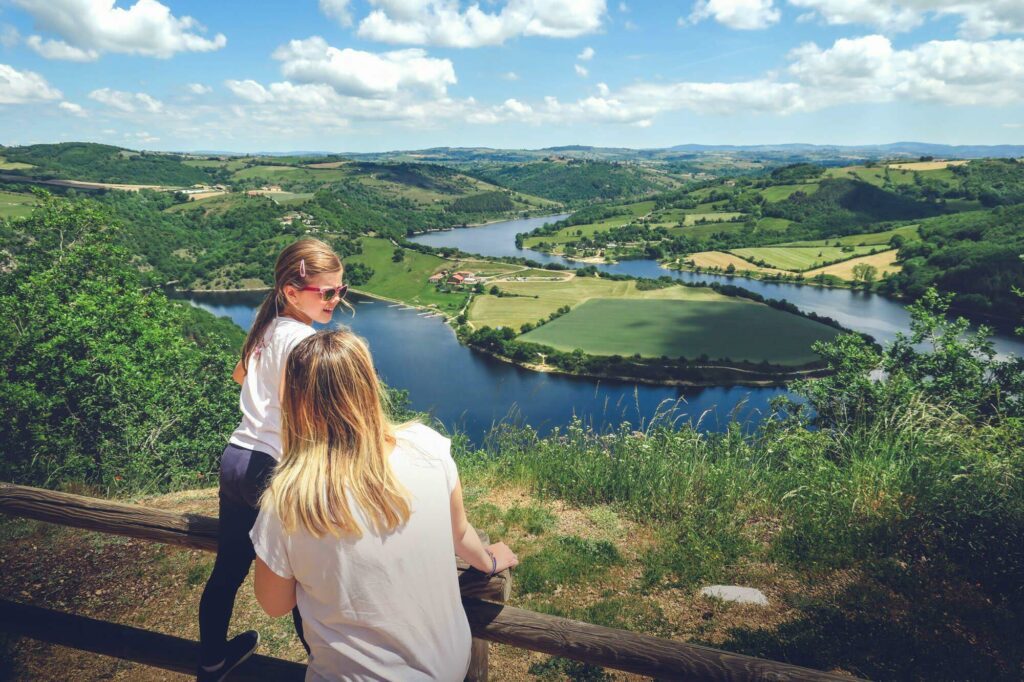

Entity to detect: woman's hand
[487,542,518,573]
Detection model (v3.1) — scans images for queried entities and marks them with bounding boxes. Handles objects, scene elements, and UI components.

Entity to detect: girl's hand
[487,542,518,573]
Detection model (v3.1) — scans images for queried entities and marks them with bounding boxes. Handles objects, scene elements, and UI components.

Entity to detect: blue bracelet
[485,549,497,577]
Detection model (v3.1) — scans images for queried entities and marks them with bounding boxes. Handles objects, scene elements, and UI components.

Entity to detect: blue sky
[0,0,1022,152]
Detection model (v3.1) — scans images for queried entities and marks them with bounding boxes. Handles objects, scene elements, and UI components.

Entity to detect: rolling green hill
[0,143,217,186]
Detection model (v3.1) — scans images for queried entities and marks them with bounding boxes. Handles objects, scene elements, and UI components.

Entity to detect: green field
[522,200,655,248]
[518,298,838,365]
[0,190,39,218]
[729,245,880,271]
[469,277,730,330]
[0,156,35,171]
[760,183,819,202]
[778,224,920,247]
[345,238,466,314]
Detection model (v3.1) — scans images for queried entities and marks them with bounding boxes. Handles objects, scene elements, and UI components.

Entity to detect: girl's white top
[251,424,472,682]
[229,316,315,461]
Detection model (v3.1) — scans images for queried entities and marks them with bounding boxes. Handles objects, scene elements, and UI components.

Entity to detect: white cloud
[26,35,98,61]
[125,130,159,144]
[577,46,595,60]
[0,63,62,103]
[1003,122,1023,128]
[58,101,85,116]
[618,2,629,11]
[787,0,1024,38]
[623,20,638,30]
[466,35,1024,128]
[501,71,520,80]
[272,37,456,98]
[574,63,588,77]
[187,83,212,94]
[357,0,606,48]
[14,0,226,59]
[688,0,780,30]
[319,0,353,27]
[88,88,164,113]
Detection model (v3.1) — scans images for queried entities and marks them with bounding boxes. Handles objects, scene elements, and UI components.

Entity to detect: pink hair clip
[299,259,307,278]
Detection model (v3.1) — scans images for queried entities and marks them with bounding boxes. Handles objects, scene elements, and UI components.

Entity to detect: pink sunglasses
[298,284,349,302]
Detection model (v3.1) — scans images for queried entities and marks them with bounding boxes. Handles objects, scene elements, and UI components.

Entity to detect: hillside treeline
[1,142,219,186]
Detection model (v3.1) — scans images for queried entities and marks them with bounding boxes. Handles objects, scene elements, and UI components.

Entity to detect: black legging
[198,444,309,667]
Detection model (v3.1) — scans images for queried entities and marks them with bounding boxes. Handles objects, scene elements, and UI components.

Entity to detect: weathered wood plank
[462,598,856,681]
[0,482,509,601]
[0,598,306,681]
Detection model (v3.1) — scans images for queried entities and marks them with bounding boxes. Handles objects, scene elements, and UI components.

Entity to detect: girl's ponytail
[240,239,343,370]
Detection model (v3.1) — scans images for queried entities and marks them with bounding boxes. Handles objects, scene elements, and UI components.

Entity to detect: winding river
[188,214,1023,444]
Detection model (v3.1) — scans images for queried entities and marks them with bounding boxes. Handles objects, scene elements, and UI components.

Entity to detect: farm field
[345,238,467,314]
[779,224,920,247]
[888,160,968,171]
[0,190,38,218]
[519,298,839,365]
[759,183,819,202]
[469,277,728,330]
[804,249,901,279]
[521,200,655,247]
[730,245,880,271]
[685,251,784,274]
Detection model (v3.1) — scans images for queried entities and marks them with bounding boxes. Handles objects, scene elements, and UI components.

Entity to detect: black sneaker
[196,630,260,682]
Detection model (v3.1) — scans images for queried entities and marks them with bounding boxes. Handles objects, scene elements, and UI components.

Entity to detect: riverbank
[467,342,832,387]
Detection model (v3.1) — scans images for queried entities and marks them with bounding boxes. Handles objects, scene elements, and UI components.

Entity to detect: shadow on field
[700,563,1024,681]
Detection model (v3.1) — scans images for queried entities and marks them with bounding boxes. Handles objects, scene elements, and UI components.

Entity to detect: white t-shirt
[230,316,315,461]
[250,423,472,682]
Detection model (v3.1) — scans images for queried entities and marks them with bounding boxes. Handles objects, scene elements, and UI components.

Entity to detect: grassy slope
[345,238,467,314]
[519,298,837,364]
[778,224,920,247]
[804,249,901,279]
[0,189,39,218]
[521,200,655,248]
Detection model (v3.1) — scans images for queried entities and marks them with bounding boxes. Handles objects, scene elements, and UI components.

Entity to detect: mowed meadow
[518,297,839,364]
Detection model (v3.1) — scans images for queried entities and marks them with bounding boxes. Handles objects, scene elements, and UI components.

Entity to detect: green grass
[0,190,39,218]
[469,277,728,330]
[760,183,819,202]
[345,237,467,314]
[163,193,253,214]
[232,165,351,184]
[522,200,655,248]
[518,298,838,364]
[778,224,920,247]
[516,535,622,595]
[0,157,35,171]
[729,246,880,271]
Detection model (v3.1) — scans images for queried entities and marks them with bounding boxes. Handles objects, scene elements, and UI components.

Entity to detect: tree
[851,263,878,286]
[392,247,405,262]
[0,197,240,493]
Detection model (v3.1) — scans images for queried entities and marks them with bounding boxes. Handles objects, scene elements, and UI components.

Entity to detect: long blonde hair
[242,238,343,369]
[263,329,412,538]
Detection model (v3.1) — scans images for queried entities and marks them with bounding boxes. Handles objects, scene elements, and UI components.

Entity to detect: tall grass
[460,395,1024,596]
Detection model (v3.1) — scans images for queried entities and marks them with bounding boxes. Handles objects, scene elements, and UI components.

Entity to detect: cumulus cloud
[788,0,1024,38]
[59,101,86,116]
[0,63,62,103]
[577,46,595,60]
[465,35,1024,128]
[272,37,456,98]
[14,0,226,59]
[89,88,164,113]
[688,0,780,30]
[574,63,588,77]
[319,0,353,26]
[187,83,212,94]
[357,0,606,48]
[26,35,98,61]
[501,71,520,80]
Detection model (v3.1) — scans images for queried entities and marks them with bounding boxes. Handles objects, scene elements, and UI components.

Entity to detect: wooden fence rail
[0,482,854,681]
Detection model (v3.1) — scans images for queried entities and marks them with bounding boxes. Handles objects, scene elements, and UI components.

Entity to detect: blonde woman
[250,330,517,681]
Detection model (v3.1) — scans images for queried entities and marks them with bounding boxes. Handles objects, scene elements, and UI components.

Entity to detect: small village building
[428,273,444,283]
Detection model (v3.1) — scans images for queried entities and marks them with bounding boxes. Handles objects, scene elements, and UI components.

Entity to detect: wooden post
[463,531,513,682]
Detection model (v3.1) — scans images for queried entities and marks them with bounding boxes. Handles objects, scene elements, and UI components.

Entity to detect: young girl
[197,239,348,682]
[250,330,518,681]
